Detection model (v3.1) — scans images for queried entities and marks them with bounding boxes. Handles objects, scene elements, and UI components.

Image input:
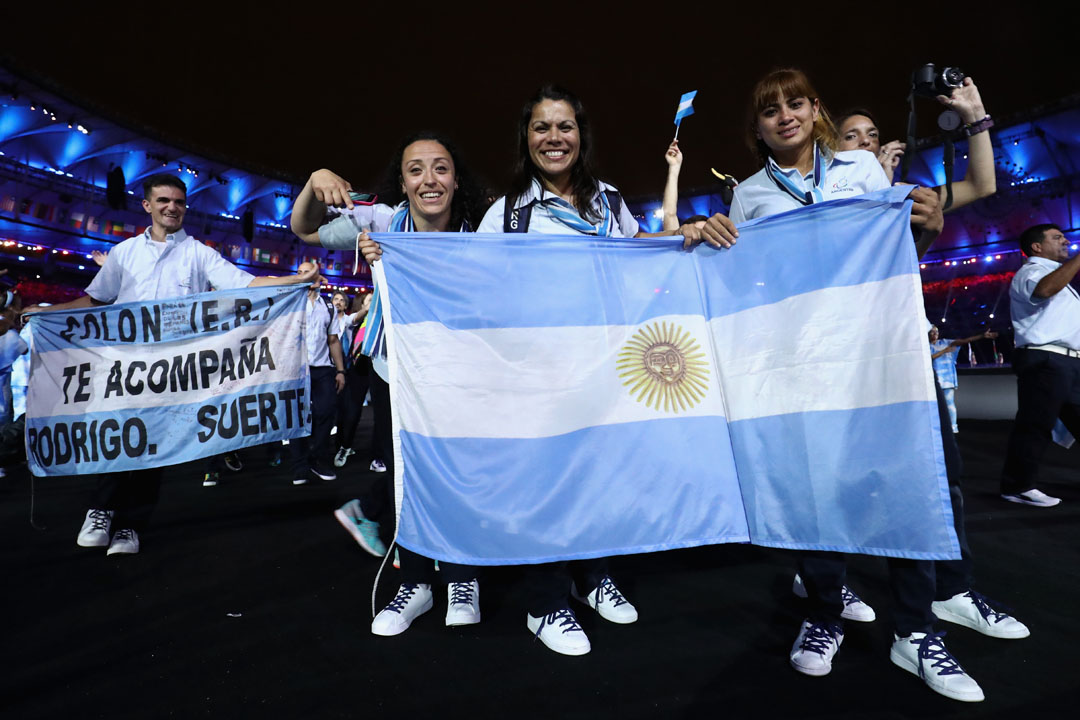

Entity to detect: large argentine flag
[373,186,957,565]
[26,285,311,476]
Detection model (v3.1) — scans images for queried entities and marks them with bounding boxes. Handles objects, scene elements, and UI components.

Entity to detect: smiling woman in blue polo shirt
[706,68,986,704]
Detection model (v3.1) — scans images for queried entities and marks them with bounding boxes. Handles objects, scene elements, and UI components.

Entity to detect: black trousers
[335,356,372,452]
[525,558,613,616]
[398,546,478,585]
[1001,348,1080,494]
[798,379,970,634]
[91,468,163,533]
[359,370,392,520]
[289,366,337,476]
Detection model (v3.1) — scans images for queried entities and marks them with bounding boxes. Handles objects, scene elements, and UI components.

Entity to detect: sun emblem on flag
[616,321,710,413]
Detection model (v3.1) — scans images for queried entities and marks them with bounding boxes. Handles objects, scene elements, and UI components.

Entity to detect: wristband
[962,115,993,138]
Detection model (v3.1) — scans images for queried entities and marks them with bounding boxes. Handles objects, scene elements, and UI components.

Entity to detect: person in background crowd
[837,77,995,209]
[334,292,372,468]
[0,290,28,427]
[1000,223,1080,508]
[289,262,347,486]
[662,140,683,232]
[929,326,999,433]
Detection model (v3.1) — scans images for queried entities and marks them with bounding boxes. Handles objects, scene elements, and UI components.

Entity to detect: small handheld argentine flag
[674,90,697,126]
[674,90,697,139]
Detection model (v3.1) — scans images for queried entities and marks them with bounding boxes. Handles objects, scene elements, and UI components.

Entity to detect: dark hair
[376,131,488,230]
[836,108,879,129]
[142,173,187,200]
[744,68,840,167]
[332,290,349,303]
[1019,223,1061,257]
[507,85,601,221]
[683,214,709,224]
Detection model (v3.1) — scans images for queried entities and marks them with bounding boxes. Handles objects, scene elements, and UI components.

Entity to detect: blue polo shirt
[729,148,891,223]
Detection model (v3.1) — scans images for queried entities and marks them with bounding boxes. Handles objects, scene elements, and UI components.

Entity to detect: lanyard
[764,145,826,206]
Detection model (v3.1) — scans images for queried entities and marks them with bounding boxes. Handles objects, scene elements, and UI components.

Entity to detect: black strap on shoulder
[503,198,534,233]
[603,189,623,234]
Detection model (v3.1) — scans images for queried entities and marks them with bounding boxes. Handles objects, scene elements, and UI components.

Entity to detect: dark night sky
[5,3,1073,199]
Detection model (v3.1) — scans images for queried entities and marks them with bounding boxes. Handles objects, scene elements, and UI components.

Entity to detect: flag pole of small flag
[674,90,697,140]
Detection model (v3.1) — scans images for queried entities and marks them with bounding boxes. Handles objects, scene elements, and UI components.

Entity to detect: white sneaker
[790,620,843,677]
[76,509,113,547]
[371,584,433,636]
[1001,489,1061,507]
[792,574,876,622]
[890,632,984,702]
[932,591,1030,639]
[445,580,481,626]
[369,459,387,473]
[572,576,638,624]
[106,528,140,555]
[334,447,354,468]
[527,609,591,656]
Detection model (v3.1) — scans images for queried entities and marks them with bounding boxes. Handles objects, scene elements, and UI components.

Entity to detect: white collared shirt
[729,149,891,223]
[304,294,336,368]
[1010,256,1080,350]
[85,228,254,304]
[478,180,640,237]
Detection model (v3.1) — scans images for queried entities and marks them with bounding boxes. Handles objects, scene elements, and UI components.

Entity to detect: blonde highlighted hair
[745,68,840,167]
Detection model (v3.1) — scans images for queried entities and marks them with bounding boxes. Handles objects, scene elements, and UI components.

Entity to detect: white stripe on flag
[678,99,694,112]
[712,276,935,422]
[393,314,725,439]
[27,314,308,416]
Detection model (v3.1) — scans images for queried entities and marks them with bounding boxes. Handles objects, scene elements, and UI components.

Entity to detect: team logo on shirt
[831,178,853,193]
[616,322,709,413]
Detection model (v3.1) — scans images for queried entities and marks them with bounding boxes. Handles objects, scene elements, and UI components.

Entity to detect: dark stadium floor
[3,417,1078,719]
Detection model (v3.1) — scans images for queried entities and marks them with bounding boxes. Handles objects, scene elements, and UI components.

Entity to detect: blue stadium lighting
[984,255,994,262]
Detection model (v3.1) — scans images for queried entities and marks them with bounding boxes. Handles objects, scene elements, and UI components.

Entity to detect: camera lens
[942,67,965,88]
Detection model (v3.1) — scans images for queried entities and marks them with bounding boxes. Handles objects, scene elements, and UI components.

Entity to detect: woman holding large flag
[694,67,999,703]
[472,85,720,656]
[291,132,487,637]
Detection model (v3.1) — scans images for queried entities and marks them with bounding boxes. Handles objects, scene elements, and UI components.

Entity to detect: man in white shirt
[26,173,321,555]
[1001,224,1080,507]
[290,264,347,486]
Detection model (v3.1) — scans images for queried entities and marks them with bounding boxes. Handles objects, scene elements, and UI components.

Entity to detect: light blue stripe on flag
[675,90,697,125]
[373,186,958,564]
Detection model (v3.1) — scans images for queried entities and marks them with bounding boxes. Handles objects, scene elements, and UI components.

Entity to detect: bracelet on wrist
[962,115,993,138]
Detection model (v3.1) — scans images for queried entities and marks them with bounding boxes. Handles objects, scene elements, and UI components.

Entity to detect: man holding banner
[24,173,320,556]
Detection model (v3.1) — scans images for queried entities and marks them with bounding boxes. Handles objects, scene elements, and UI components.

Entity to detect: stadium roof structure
[2,59,1078,289]
[0,63,366,290]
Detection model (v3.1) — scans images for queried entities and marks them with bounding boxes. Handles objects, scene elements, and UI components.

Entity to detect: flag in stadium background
[371,186,958,565]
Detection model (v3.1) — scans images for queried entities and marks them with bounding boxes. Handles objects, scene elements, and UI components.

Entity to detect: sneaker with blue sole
[333,500,387,557]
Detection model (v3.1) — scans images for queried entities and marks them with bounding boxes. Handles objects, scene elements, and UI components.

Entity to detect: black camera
[912,63,966,98]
